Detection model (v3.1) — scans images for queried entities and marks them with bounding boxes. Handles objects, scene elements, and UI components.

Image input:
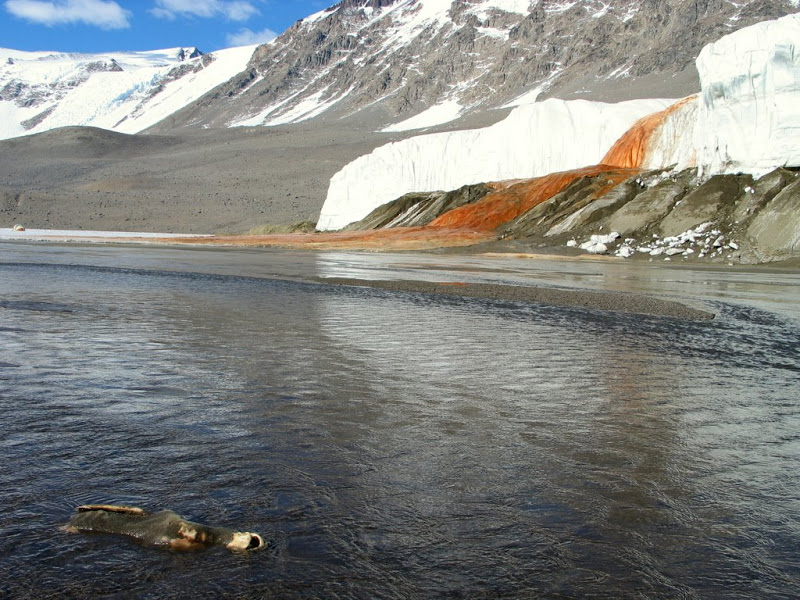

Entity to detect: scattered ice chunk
[586,232,620,244]
[579,240,608,254]
[615,245,635,258]
[566,239,577,247]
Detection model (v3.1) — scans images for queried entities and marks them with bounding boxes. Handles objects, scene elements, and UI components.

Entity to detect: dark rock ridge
[343,183,493,230]
[157,0,799,130]
[342,167,800,264]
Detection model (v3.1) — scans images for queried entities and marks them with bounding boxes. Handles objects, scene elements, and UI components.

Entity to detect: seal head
[227,532,265,551]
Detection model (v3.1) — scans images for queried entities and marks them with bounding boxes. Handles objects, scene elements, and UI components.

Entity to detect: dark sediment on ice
[317,277,715,321]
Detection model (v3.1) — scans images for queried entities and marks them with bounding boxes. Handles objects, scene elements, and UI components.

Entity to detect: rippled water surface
[1,244,799,599]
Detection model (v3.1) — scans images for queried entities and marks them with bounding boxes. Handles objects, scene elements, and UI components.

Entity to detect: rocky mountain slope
[162,0,800,131]
[2,1,798,139]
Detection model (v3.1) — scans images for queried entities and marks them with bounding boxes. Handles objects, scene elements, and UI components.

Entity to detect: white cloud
[151,0,259,22]
[226,26,276,46]
[4,0,131,28]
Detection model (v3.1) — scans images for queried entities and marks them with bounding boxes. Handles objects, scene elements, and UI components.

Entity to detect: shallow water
[1,244,799,599]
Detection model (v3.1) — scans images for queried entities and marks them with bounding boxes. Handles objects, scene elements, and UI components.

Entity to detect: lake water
[1,243,799,599]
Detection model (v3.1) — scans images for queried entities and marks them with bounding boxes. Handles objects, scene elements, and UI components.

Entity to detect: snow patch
[302,6,339,25]
[381,99,463,132]
[377,0,455,54]
[476,26,510,41]
[262,87,333,126]
[502,67,563,108]
[470,0,533,17]
[545,2,578,14]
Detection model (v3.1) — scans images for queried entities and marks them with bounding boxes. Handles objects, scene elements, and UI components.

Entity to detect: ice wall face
[694,13,800,175]
[318,97,670,230]
[640,96,699,171]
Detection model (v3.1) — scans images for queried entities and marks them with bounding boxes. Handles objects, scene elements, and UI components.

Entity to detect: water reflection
[313,273,799,597]
[0,248,798,598]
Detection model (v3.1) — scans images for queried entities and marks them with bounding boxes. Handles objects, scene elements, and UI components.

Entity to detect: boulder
[545,177,639,237]
[602,172,694,235]
[658,174,742,237]
[733,168,795,222]
[746,178,800,261]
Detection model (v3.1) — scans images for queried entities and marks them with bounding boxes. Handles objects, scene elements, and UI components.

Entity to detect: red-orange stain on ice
[601,96,695,168]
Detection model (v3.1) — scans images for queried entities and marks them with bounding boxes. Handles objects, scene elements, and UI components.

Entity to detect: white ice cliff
[317,98,671,231]
[693,13,800,176]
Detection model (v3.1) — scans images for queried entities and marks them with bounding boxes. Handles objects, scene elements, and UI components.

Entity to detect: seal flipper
[76,504,147,516]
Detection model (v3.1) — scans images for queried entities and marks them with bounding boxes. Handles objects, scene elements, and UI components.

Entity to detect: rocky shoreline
[337,166,800,266]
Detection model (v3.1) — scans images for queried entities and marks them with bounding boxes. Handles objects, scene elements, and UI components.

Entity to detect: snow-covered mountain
[0,45,255,140]
[162,0,800,131]
[2,1,798,139]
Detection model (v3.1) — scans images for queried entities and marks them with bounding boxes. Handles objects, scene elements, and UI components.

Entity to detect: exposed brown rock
[429,166,635,231]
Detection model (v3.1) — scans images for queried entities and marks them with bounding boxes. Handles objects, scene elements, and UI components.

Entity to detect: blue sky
[1,0,331,53]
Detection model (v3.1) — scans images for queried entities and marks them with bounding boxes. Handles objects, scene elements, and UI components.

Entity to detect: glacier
[693,13,800,176]
[0,45,256,140]
[635,13,800,176]
[319,12,800,231]
[317,97,671,231]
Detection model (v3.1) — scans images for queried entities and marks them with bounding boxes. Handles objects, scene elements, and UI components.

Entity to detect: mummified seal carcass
[64,504,266,551]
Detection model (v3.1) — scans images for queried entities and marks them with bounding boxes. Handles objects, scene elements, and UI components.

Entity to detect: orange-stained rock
[602,96,695,169]
[428,165,637,231]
